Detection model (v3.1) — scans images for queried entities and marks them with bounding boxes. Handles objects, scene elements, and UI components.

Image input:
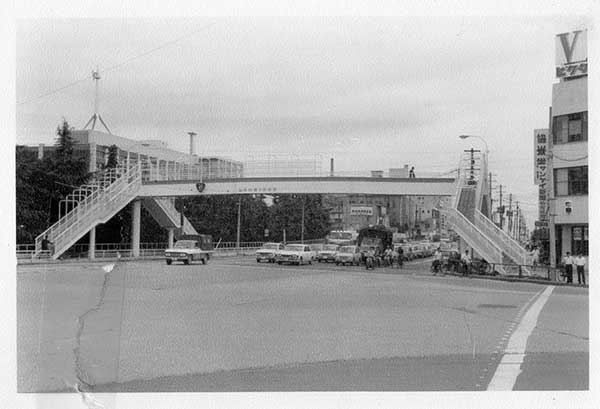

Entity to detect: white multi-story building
[547,29,588,266]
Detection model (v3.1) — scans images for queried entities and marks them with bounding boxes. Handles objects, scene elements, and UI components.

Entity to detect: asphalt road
[17,255,588,392]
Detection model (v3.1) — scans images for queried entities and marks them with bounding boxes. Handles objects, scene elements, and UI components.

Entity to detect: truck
[164,234,214,265]
[357,226,394,256]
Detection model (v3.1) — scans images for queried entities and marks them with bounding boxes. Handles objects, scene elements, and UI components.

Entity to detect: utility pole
[489,171,493,218]
[301,195,305,243]
[236,196,242,248]
[515,201,520,241]
[498,184,503,229]
[508,193,513,238]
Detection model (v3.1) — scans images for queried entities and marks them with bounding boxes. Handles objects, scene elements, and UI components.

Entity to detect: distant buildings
[323,166,445,236]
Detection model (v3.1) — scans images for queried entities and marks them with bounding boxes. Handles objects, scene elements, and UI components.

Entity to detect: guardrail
[16,239,326,263]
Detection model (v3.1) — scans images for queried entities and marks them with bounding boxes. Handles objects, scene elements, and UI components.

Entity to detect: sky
[15,15,590,229]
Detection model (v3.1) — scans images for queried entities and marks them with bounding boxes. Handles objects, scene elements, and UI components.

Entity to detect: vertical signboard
[534,129,549,221]
[555,30,587,79]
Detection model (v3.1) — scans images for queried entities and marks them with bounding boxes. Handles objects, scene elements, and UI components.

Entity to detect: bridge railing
[141,164,457,182]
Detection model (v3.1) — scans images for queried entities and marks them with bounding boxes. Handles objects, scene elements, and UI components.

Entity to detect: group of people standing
[562,252,586,285]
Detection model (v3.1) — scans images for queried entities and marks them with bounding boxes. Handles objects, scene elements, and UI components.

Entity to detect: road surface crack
[72,263,115,392]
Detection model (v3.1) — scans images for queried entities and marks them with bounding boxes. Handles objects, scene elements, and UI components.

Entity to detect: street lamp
[459,134,489,154]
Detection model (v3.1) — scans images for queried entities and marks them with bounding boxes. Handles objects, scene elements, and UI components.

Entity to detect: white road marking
[487,285,555,390]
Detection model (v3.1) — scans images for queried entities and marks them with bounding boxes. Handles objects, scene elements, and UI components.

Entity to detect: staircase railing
[473,209,533,268]
[35,164,142,259]
[151,198,198,235]
[441,207,505,274]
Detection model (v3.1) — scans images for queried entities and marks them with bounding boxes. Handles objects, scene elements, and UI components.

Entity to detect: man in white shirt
[562,252,574,283]
[574,253,586,285]
[461,249,472,277]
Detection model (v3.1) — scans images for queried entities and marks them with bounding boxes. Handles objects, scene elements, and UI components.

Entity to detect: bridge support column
[89,226,96,260]
[132,199,141,257]
[168,228,174,248]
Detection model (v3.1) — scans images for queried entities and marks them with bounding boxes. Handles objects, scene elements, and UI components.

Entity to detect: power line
[17,22,218,106]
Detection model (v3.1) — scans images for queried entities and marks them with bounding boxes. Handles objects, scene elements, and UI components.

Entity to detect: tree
[15,119,90,244]
[54,118,74,161]
[105,144,119,169]
[268,194,330,242]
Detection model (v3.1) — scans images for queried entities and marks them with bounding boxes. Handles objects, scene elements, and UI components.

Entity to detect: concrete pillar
[132,200,141,257]
[168,228,175,248]
[89,142,97,173]
[89,226,96,260]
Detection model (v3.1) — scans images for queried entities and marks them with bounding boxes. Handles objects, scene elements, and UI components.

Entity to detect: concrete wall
[551,77,587,116]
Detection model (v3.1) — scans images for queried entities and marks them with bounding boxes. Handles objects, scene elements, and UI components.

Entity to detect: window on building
[571,226,588,256]
[553,166,588,196]
[552,111,587,144]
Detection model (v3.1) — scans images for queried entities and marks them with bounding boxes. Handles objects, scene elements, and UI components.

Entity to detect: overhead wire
[17,21,218,106]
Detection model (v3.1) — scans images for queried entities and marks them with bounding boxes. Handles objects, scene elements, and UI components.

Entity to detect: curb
[443,271,588,288]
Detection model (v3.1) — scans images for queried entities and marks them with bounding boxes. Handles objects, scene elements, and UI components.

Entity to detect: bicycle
[430,260,446,276]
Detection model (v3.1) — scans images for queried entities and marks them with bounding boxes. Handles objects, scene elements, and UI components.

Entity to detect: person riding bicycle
[432,247,443,275]
[365,247,376,270]
[383,246,393,267]
[460,249,472,277]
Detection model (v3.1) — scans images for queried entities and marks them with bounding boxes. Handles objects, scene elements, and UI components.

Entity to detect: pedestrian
[409,167,415,178]
[461,249,472,277]
[531,247,540,267]
[432,247,443,275]
[391,246,399,268]
[397,246,404,269]
[41,235,53,256]
[562,252,574,283]
[574,253,586,285]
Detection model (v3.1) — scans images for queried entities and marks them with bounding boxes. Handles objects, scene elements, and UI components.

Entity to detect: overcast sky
[15,16,589,227]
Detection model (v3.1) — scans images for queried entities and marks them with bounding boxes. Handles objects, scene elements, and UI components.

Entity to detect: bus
[357,226,393,255]
[326,230,358,246]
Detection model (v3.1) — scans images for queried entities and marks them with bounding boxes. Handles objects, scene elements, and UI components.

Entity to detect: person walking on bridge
[409,167,416,178]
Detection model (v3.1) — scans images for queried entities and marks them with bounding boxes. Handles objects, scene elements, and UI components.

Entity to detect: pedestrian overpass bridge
[31,148,534,278]
[33,163,457,260]
[140,176,456,197]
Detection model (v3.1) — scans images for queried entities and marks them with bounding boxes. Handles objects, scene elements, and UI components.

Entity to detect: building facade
[18,129,243,179]
[547,30,588,266]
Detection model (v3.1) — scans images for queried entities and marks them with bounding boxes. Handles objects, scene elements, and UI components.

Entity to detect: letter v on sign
[558,30,581,63]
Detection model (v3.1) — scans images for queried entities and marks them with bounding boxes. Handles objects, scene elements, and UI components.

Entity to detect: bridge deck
[139,176,456,197]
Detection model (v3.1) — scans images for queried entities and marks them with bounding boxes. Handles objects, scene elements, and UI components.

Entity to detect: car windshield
[329,232,352,239]
[323,245,338,251]
[174,240,196,249]
[285,245,305,251]
[339,246,354,253]
[263,243,280,249]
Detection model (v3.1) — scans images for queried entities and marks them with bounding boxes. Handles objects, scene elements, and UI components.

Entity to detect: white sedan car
[335,245,361,266]
[256,242,284,263]
[276,244,316,265]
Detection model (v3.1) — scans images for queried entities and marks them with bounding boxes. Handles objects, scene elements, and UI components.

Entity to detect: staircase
[35,164,142,259]
[444,151,532,275]
[142,197,198,237]
[456,187,476,222]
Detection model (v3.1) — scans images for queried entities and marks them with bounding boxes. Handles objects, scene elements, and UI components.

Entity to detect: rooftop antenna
[83,68,112,133]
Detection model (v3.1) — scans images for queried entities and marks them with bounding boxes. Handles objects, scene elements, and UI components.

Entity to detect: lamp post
[459,134,489,155]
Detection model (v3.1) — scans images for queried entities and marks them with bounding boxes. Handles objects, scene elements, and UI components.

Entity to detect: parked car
[335,245,361,266]
[256,242,284,263]
[276,244,316,265]
[164,235,213,265]
[411,243,425,258]
[317,244,339,263]
[310,243,324,252]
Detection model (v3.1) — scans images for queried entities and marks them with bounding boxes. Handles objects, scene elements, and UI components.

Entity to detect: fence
[16,239,326,263]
